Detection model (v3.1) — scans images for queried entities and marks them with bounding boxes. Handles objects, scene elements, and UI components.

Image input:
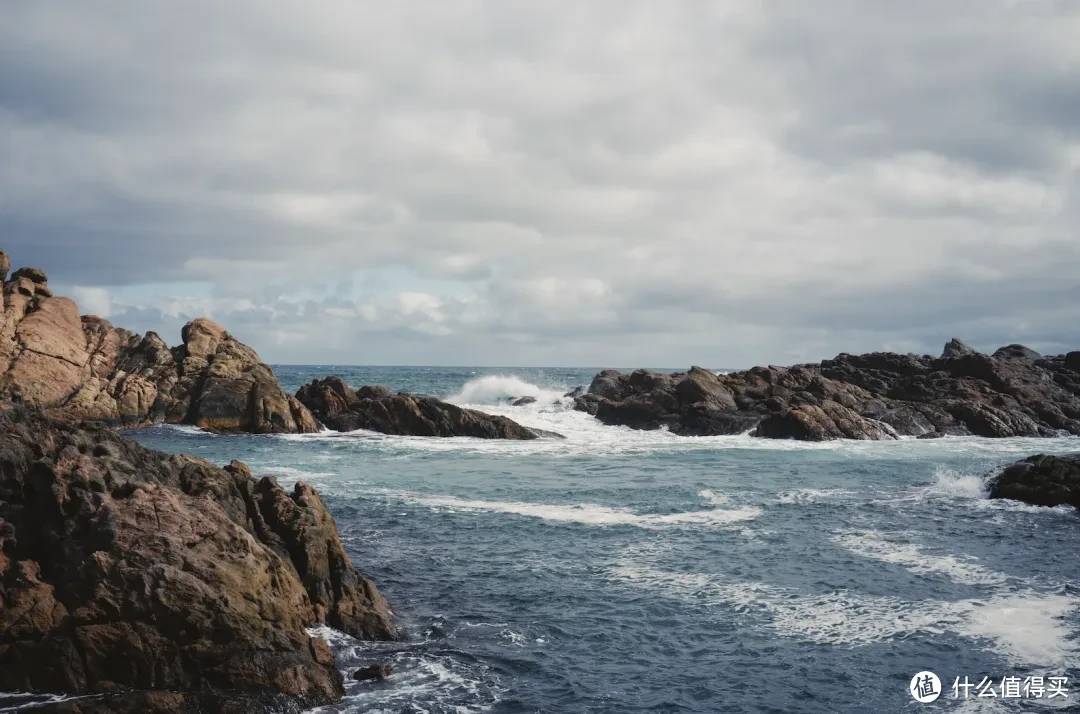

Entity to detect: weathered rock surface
[987,454,1080,509]
[0,249,317,434]
[296,377,558,439]
[0,407,396,711]
[575,340,1080,441]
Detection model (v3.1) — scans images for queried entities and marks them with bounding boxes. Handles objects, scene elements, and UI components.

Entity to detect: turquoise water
[125,366,1080,714]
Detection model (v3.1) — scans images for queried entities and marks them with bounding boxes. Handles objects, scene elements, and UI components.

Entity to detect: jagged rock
[575,342,1080,441]
[987,454,1080,509]
[941,338,976,359]
[563,385,587,398]
[992,344,1041,361]
[0,250,9,282]
[0,250,317,434]
[0,408,396,710]
[296,377,559,439]
[11,266,47,284]
[353,664,392,682]
[511,396,537,406]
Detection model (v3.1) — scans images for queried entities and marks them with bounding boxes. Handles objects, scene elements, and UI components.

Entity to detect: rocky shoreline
[0,407,395,713]
[572,340,1080,441]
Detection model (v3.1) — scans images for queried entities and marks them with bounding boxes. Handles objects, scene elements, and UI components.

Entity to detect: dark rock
[575,339,1080,441]
[992,344,1041,361]
[987,454,1080,509]
[296,378,556,439]
[941,338,976,359]
[511,396,537,406]
[352,664,392,682]
[563,386,587,398]
[1066,352,1080,373]
[916,431,947,439]
[756,403,896,441]
[0,408,396,710]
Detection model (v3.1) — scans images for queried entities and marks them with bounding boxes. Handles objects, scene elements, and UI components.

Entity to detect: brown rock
[11,266,47,284]
[0,409,396,710]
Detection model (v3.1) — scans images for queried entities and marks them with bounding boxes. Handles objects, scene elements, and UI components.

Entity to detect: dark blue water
[125,366,1080,714]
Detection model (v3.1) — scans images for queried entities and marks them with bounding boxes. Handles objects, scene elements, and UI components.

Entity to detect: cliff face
[0,407,396,712]
[0,249,318,434]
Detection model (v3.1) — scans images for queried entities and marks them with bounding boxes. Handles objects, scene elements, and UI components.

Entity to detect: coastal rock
[941,338,976,359]
[575,340,1080,441]
[296,377,556,439]
[0,408,396,710]
[353,664,392,682]
[0,249,317,434]
[1066,351,1080,373]
[756,402,896,441]
[511,396,537,406]
[992,344,1041,361]
[987,454,1080,509]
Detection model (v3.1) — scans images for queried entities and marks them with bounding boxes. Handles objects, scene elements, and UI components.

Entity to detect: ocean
[125,365,1080,714]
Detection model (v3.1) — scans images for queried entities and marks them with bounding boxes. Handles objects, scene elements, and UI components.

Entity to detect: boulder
[941,338,976,359]
[511,396,537,406]
[756,402,896,441]
[1066,351,1080,373]
[0,408,396,710]
[987,454,1080,509]
[353,664,393,682]
[0,250,9,282]
[563,386,587,398]
[296,377,558,439]
[992,344,1041,361]
[10,266,47,284]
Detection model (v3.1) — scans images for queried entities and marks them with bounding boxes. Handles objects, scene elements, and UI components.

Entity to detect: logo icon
[910,671,942,703]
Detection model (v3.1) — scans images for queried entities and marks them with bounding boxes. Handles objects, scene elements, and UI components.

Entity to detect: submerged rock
[296,377,560,439]
[0,248,318,434]
[575,338,1080,441]
[0,408,396,710]
[987,453,1080,509]
[511,396,537,406]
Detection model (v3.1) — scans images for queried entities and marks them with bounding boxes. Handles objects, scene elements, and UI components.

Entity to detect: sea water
[123,366,1080,713]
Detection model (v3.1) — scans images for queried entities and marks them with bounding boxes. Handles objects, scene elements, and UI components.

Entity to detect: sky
[1,0,1078,367]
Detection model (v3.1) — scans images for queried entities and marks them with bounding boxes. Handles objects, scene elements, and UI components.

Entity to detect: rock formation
[0,249,317,434]
[295,376,556,439]
[0,407,396,711]
[987,453,1080,509]
[575,341,1080,441]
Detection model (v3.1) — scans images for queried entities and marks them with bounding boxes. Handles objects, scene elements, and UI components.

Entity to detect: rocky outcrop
[0,249,317,434]
[987,454,1080,509]
[941,338,975,359]
[0,407,395,711]
[575,339,1080,441]
[295,376,556,439]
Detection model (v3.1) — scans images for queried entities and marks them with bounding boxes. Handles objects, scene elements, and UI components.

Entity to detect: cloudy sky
[2,1,1078,367]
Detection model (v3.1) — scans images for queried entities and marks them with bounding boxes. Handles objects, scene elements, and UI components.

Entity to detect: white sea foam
[777,488,854,505]
[448,375,567,406]
[610,560,1080,667]
[832,530,1007,586]
[252,465,335,481]
[367,489,759,530]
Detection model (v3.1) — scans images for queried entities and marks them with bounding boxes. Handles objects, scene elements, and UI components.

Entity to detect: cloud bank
[1,0,1078,365]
